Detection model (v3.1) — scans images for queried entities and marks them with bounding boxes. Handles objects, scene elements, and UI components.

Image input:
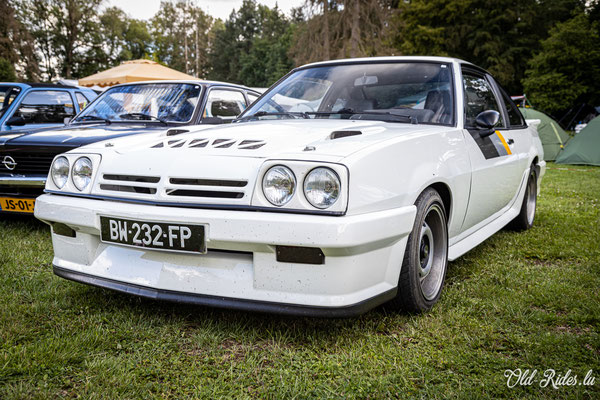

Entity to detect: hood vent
[150,138,267,150]
[166,129,189,136]
[330,130,362,140]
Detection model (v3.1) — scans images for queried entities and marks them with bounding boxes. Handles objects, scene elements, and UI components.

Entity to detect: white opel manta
[34,57,545,317]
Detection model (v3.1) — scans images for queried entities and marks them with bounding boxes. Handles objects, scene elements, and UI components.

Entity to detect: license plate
[99,216,207,254]
[0,197,35,213]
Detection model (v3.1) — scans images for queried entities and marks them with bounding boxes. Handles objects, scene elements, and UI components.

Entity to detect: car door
[5,89,77,131]
[460,68,524,232]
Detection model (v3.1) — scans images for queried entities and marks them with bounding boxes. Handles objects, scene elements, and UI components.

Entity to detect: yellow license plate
[0,197,36,213]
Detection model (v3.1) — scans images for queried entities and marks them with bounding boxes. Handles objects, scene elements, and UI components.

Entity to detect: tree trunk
[195,17,199,78]
[322,0,330,60]
[183,2,189,74]
[350,0,360,58]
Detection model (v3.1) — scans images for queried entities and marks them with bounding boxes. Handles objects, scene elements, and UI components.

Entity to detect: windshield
[0,86,22,119]
[240,62,455,126]
[74,83,202,123]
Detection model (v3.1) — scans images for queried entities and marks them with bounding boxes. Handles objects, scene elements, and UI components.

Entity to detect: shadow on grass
[0,213,47,229]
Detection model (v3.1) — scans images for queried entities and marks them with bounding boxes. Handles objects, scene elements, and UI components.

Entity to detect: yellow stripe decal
[495,130,512,155]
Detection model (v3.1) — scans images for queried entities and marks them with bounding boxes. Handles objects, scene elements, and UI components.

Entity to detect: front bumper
[0,175,47,187]
[35,194,416,316]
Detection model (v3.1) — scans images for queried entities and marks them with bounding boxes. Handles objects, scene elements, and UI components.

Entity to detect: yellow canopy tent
[78,59,197,87]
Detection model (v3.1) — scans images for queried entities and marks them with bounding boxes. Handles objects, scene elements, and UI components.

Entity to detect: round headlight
[262,165,296,206]
[72,157,93,191]
[304,167,341,209]
[51,156,70,189]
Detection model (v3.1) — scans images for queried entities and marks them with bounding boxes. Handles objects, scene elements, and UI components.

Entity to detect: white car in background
[35,57,545,317]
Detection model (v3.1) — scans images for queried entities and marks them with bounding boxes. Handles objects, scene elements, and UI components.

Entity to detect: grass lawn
[1,163,599,399]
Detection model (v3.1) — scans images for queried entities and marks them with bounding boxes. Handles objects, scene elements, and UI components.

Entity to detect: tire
[508,165,537,231]
[387,188,449,313]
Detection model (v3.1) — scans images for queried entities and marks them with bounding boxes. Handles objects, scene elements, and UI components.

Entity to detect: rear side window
[204,90,247,121]
[76,92,90,110]
[247,92,260,105]
[498,86,526,128]
[0,86,21,118]
[13,91,75,124]
[462,72,504,128]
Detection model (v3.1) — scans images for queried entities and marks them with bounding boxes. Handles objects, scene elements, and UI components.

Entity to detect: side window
[203,90,247,121]
[76,92,90,110]
[13,91,75,124]
[247,92,260,106]
[462,72,504,128]
[498,86,525,128]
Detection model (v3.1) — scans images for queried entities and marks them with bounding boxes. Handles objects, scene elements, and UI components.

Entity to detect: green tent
[519,108,570,161]
[555,115,600,166]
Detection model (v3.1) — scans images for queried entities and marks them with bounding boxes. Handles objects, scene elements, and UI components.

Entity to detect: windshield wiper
[235,111,309,122]
[75,115,112,125]
[307,109,417,124]
[119,113,168,125]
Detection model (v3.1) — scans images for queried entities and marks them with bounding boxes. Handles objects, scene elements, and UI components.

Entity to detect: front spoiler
[54,265,398,318]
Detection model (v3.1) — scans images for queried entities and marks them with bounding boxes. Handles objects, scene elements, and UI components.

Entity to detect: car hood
[79,120,452,209]
[98,119,450,160]
[0,123,172,148]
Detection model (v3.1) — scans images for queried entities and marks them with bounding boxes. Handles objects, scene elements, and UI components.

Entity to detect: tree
[391,0,587,93]
[208,0,293,86]
[96,7,151,70]
[152,0,213,78]
[19,0,104,79]
[0,57,17,81]
[522,13,600,114]
[0,0,39,80]
[289,0,394,66]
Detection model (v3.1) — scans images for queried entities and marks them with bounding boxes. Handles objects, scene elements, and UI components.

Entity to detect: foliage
[96,7,151,70]
[0,57,17,81]
[391,0,587,94]
[0,165,599,398]
[4,0,600,117]
[18,0,105,79]
[151,0,212,78]
[0,0,39,81]
[523,13,600,114]
[207,0,293,87]
[290,0,394,65]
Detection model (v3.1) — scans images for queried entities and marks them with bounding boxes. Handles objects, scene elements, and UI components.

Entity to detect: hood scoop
[166,129,190,136]
[150,138,267,150]
[330,130,362,140]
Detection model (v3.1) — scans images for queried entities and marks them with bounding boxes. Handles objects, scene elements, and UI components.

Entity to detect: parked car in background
[35,57,545,316]
[0,83,97,134]
[0,80,261,214]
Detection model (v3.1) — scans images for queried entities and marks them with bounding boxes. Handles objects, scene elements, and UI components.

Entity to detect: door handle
[507,139,514,145]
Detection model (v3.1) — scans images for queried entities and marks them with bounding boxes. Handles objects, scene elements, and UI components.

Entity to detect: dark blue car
[0,83,98,134]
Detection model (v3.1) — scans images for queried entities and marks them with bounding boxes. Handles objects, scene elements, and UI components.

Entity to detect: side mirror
[6,116,26,126]
[475,110,500,130]
[64,117,71,124]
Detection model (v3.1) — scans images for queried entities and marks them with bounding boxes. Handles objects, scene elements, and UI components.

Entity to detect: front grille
[104,174,161,183]
[166,189,244,199]
[95,173,250,203]
[0,185,44,197]
[99,184,157,195]
[0,154,55,174]
[169,178,247,187]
